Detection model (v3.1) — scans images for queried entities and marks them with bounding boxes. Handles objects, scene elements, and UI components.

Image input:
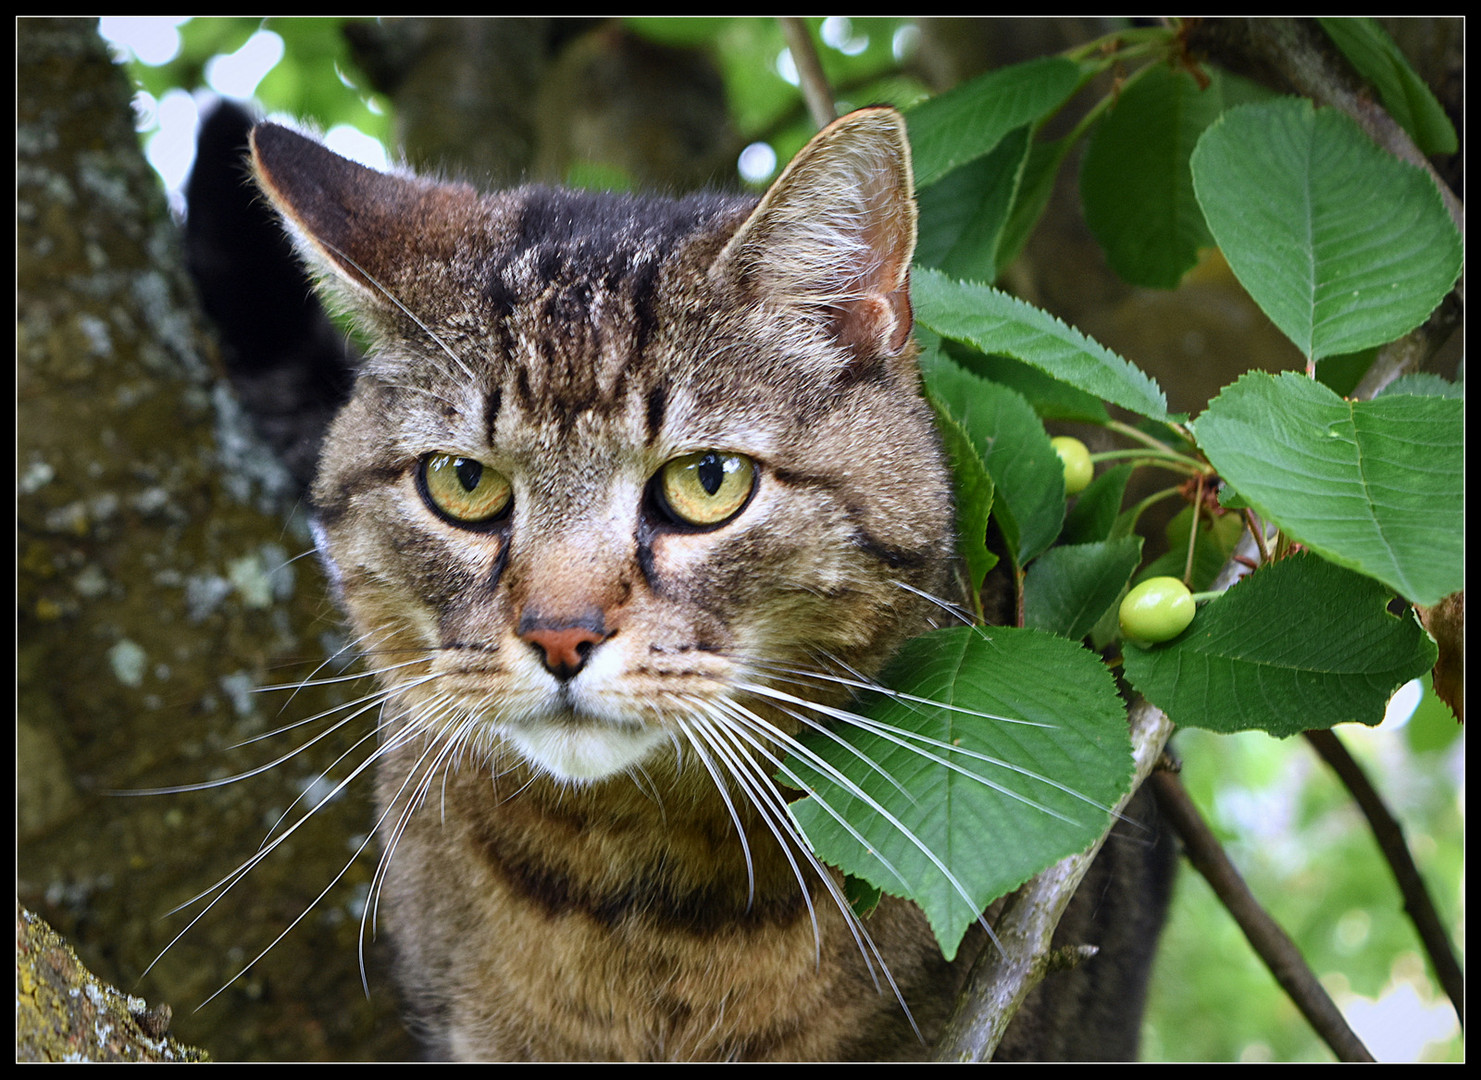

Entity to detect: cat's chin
[502,718,668,784]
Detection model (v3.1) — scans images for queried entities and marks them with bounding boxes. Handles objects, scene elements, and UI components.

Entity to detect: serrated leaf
[920,352,1065,568]
[1191,98,1462,361]
[1379,373,1464,400]
[912,266,1169,421]
[784,626,1132,959]
[1193,371,1462,605]
[926,392,997,592]
[1123,554,1438,736]
[1023,537,1144,641]
[945,344,1110,425]
[904,56,1079,187]
[1318,17,1457,155]
[1081,65,1270,288]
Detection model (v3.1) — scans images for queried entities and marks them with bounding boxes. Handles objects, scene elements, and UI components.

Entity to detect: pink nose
[517,613,611,680]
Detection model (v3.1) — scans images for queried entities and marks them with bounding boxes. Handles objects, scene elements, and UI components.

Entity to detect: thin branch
[1303,728,1464,1026]
[779,18,836,129]
[933,699,1175,1061]
[1147,769,1376,1062]
[1352,290,1463,400]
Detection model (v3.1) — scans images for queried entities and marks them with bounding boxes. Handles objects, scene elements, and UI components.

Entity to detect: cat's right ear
[710,107,918,370]
[249,123,482,315]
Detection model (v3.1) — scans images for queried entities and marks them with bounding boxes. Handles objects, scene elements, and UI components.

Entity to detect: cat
[198,102,1172,1061]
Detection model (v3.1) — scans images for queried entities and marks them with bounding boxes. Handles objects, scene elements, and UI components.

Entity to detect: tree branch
[1147,769,1376,1062]
[934,15,1459,1063]
[1303,728,1464,1026]
[779,18,837,129]
[933,699,1175,1061]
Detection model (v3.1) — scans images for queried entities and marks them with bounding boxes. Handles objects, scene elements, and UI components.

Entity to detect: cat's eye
[655,450,755,528]
[419,453,512,525]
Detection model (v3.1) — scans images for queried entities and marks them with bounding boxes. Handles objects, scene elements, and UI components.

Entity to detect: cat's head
[250,108,957,785]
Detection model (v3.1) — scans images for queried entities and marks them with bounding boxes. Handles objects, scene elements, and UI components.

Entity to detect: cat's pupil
[455,458,483,492]
[696,453,724,496]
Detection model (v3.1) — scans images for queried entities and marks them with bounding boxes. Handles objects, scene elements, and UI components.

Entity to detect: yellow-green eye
[419,454,512,525]
[656,450,755,527]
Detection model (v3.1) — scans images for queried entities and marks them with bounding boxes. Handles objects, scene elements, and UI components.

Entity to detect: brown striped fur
[249,109,1165,1061]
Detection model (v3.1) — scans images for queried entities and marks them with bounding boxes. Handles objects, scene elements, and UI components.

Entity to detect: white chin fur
[505,722,667,783]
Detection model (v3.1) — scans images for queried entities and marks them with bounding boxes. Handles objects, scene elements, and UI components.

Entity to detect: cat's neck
[387,736,818,922]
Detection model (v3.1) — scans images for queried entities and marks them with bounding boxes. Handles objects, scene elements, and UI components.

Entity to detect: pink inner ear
[833,286,914,362]
[834,179,914,361]
[882,286,914,355]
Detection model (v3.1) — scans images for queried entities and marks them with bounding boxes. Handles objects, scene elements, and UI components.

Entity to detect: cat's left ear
[249,122,483,316]
[712,107,917,365]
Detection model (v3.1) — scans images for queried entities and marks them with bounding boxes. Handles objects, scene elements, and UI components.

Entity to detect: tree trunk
[17,17,414,1060]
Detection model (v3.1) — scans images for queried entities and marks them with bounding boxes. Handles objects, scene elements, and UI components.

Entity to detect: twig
[933,699,1175,1061]
[779,18,836,129]
[1147,769,1376,1062]
[1303,728,1464,1026]
[1352,290,1463,400]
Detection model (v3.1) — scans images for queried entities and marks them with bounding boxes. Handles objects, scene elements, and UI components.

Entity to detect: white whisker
[740,679,1096,828]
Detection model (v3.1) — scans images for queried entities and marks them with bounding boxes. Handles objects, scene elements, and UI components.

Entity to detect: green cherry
[1120,576,1196,644]
[1050,436,1094,495]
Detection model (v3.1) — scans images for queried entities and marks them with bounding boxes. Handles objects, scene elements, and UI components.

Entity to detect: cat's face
[253,109,956,786]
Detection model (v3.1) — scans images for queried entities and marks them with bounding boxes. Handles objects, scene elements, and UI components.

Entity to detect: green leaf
[1023,537,1144,641]
[912,266,1169,421]
[1190,98,1462,362]
[1080,65,1270,288]
[926,393,997,592]
[920,352,1065,568]
[1060,463,1134,545]
[916,126,1030,284]
[1123,554,1438,736]
[1379,373,1464,400]
[945,344,1110,425]
[995,135,1076,271]
[1317,17,1458,155]
[844,875,883,920]
[785,626,1132,959]
[1193,371,1463,605]
[904,56,1079,187]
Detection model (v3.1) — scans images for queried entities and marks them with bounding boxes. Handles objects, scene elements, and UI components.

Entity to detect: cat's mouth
[498,709,669,784]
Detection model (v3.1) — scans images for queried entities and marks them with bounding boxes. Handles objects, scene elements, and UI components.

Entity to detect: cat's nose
[518,610,612,681]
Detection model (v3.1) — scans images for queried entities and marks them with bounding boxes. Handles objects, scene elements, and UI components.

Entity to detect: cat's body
[206,104,1172,1061]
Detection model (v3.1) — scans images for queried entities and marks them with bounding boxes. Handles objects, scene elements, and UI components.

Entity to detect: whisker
[741,661,1057,730]
[696,700,924,1036]
[313,236,475,380]
[197,704,443,1007]
[673,711,759,910]
[711,698,916,896]
[888,578,976,626]
[711,693,1004,955]
[741,680,1095,827]
[113,672,436,799]
[141,705,402,990]
[362,704,482,993]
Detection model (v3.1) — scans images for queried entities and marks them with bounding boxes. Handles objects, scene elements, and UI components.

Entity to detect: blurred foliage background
[91,16,1462,1061]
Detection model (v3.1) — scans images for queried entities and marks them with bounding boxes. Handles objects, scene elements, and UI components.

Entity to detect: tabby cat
[233,106,1170,1061]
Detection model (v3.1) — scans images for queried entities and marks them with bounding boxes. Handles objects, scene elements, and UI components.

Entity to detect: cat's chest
[375,761,927,1060]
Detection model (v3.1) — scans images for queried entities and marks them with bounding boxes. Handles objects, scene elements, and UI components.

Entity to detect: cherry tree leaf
[783,626,1132,959]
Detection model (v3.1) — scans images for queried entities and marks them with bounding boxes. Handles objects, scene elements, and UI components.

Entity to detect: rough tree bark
[18,17,413,1061]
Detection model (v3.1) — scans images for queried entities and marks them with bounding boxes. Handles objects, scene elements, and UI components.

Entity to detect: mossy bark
[17,17,413,1061]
